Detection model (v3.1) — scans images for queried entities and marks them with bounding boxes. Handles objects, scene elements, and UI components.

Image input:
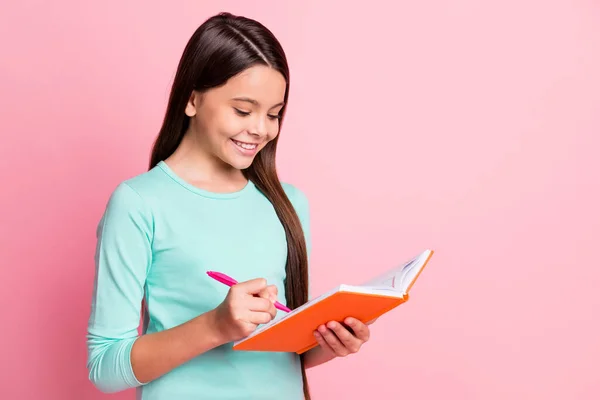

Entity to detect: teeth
[233,140,257,150]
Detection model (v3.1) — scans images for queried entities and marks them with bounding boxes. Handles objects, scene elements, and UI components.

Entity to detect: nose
[249,115,268,138]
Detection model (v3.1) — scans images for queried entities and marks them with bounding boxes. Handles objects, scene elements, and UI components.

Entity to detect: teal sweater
[86,161,311,399]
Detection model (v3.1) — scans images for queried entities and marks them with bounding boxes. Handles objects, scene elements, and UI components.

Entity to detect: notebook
[232,249,434,354]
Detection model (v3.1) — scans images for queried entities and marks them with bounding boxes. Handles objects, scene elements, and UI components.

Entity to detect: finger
[313,330,334,354]
[266,285,278,302]
[248,311,273,325]
[366,318,377,325]
[328,321,363,353]
[247,296,274,313]
[248,296,277,319]
[318,324,349,357]
[344,317,370,342]
[256,285,278,318]
[257,285,278,303]
[234,278,267,294]
[265,300,277,319]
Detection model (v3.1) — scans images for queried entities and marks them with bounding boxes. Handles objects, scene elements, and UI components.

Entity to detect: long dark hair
[148,12,311,399]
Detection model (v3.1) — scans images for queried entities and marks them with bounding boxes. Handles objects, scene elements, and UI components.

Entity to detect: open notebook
[232,249,434,354]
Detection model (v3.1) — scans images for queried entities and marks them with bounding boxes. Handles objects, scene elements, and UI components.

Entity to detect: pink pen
[206,271,291,313]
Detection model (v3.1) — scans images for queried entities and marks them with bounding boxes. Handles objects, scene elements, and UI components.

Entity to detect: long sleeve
[86,182,154,393]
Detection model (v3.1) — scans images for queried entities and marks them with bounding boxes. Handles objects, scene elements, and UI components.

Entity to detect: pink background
[1,1,599,399]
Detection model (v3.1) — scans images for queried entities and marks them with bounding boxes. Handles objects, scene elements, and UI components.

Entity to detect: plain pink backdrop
[1,1,599,399]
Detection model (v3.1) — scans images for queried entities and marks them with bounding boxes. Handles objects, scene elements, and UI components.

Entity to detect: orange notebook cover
[233,249,434,354]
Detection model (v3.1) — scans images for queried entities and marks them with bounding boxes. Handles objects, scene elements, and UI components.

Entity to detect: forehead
[211,65,286,107]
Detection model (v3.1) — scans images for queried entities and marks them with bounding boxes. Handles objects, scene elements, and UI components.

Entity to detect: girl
[86,12,373,400]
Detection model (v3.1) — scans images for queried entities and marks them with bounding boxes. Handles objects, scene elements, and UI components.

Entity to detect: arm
[88,182,223,392]
[129,310,225,384]
[304,344,337,368]
[86,182,152,393]
[87,183,277,392]
[129,282,277,385]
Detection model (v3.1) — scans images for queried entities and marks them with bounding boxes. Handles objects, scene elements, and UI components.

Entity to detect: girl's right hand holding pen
[211,278,279,343]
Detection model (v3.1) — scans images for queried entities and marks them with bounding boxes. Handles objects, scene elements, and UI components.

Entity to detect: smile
[231,139,258,150]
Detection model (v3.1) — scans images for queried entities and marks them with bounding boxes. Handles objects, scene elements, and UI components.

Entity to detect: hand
[313,317,374,357]
[212,278,278,343]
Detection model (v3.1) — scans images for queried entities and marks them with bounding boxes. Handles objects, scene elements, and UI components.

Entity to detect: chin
[220,152,256,170]
[228,158,254,170]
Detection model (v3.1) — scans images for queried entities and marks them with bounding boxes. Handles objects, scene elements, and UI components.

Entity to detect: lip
[231,138,259,156]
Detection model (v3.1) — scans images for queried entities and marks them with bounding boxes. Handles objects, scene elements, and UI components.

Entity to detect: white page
[359,250,430,292]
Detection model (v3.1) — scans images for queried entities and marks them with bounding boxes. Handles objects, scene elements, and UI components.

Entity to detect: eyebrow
[231,97,284,109]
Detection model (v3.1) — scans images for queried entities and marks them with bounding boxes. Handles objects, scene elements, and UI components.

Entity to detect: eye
[234,108,250,116]
[268,114,281,121]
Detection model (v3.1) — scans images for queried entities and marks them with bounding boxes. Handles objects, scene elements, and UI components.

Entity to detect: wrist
[304,345,336,369]
[193,309,229,350]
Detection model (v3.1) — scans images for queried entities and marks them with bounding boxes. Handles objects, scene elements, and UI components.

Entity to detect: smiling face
[185,64,287,171]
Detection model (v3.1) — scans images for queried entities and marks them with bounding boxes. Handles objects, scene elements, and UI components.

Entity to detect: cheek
[267,123,280,141]
[222,114,246,135]
[205,112,243,141]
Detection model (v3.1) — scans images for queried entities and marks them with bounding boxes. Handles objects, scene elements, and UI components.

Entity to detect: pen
[206,271,291,313]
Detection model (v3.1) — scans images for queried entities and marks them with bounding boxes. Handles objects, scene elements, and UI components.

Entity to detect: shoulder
[97,176,155,241]
[120,166,166,198]
[280,181,310,229]
[281,182,309,211]
[101,182,152,230]
[281,182,311,248]
[102,167,164,221]
[106,181,145,209]
[105,164,168,208]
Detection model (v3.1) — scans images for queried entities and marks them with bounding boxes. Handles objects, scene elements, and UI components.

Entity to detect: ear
[185,90,200,117]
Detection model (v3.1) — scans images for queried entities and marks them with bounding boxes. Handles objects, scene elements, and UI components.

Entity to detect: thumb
[235,277,268,294]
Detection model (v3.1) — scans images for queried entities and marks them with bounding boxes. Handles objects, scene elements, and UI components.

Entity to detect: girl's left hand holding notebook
[305,317,376,367]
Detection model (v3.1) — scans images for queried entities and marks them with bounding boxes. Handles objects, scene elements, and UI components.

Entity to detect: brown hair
[148,12,311,399]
